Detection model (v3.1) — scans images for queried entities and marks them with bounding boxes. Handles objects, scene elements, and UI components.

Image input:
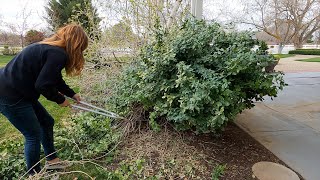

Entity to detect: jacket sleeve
[34,49,68,104]
[57,79,76,98]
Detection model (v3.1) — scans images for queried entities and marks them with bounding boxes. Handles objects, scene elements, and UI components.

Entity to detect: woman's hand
[59,99,71,107]
[72,94,81,104]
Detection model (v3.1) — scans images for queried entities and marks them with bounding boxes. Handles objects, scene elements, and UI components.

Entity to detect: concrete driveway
[236,67,320,179]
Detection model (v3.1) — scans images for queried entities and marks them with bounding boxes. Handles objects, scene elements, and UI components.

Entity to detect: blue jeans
[0,97,57,174]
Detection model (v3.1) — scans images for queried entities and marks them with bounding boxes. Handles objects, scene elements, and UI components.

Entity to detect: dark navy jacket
[0,43,75,104]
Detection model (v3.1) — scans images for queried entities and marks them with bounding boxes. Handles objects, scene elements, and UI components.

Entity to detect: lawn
[273,54,295,59]
[0,55,15,140]
[0,55,13,67]
[297,57,320,62]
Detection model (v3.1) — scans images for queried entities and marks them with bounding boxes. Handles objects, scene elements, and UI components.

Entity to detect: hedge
[289,49,320,55]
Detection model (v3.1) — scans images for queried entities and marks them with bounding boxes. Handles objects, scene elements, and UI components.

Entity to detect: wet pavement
[236,72,320,180]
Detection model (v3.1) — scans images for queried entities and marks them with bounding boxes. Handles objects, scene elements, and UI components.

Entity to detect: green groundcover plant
[0,113,120,179]
[111,19,286,133]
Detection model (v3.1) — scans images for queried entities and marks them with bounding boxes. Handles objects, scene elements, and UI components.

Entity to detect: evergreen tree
[45,0,101,33]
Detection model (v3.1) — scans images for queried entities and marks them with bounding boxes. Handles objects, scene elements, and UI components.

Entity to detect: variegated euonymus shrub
[112,19,285,133]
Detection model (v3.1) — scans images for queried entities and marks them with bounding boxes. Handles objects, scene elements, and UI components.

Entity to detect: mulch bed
[184,123,302,179]
[112,122,303,179]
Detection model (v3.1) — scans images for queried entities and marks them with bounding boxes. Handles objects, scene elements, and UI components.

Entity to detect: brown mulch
[110,123,302,180]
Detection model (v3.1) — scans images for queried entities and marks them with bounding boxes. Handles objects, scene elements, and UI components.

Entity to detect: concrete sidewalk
[236,72,320,180]
[275,55,320,73]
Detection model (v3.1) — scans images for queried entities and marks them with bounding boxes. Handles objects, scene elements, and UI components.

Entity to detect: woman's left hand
[72,94,81,104]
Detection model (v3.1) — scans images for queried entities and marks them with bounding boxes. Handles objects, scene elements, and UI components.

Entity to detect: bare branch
[167,0,183,27]
[237,0,320,49]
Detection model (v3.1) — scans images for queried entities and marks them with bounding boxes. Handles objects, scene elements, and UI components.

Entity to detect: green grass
[273,54,295,59]
[0,55,14,67]
[0,55,16,140]
[297,57,320,62]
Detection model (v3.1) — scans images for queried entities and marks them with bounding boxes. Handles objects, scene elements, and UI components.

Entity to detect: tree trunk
[20,34,24,48]
[166,0,183,27]
[154,0,165,24]
[277,42,285,54]
[294,42,303,49]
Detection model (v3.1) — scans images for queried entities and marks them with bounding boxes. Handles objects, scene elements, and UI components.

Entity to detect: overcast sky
[0,0,47,30]
[0,0,247,31]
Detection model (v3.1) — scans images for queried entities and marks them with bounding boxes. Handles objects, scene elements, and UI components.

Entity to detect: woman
[0,24,88,175]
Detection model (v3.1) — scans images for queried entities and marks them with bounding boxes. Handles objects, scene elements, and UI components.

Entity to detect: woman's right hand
[59,99,71,107]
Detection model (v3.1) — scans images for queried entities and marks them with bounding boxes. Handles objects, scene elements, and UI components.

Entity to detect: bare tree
[167,0,183,26]
[0,14,3,27]
[0,31,21,46]
[16,2,32,47]
[255,31,278,43]
[239,0,320,53]
[314,30,320,46]
[99,0,190,45]
[5,1,39,47]
[286,0,320,48]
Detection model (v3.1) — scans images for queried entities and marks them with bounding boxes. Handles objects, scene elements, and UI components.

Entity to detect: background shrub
[1,46,20,56]
[2,46,11,55]
[289,49,320,55]
[25,30,45,45]
[111,19,286,133]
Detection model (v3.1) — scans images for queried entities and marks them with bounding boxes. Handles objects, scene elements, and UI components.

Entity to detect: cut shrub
[111,19,286,133]
[289,49,320,55]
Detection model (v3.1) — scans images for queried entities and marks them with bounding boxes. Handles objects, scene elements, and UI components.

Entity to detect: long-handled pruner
[66,97,124,119]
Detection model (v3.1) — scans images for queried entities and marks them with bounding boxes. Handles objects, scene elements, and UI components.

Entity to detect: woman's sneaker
[45,161,72,170]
